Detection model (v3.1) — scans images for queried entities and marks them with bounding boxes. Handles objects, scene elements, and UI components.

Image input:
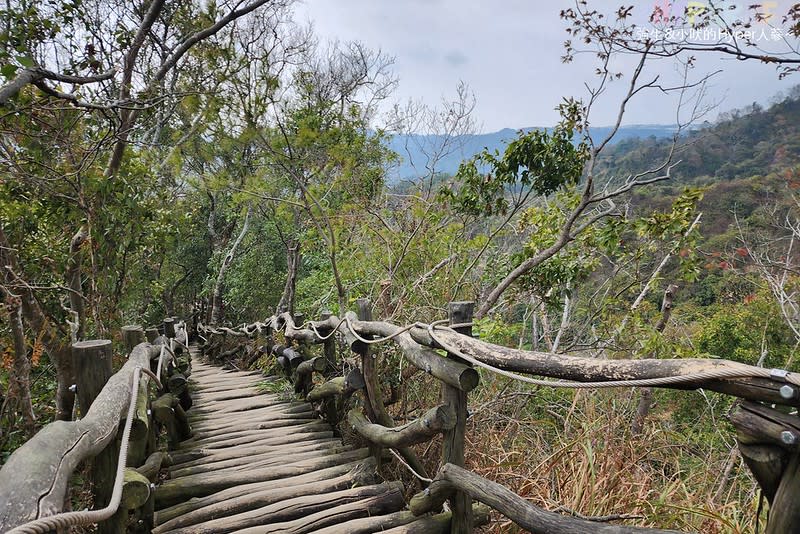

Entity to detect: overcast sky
[293,0,793,132]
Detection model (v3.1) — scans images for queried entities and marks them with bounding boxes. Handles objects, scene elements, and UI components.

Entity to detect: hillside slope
[597,94,800,184]
[387,91,800,187]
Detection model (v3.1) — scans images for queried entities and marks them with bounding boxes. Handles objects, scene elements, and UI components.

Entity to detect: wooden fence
[2,298,798,533]
[199,298,800,534]
[0,320,192,533]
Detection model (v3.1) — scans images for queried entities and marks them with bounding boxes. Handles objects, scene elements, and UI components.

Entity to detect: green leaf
[1,63,18,79]
[16,55,34,68]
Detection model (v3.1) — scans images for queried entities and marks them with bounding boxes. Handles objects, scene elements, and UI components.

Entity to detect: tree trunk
[5,295,35,436]
[52,346,77,421]
[66,226,88,341]
[211,206,251,324]
[551,286,571,353]
[164,269,193,317]
[276,241,300,316]
[0,227,75,421]
[631,283,678,435]
[475,204,587,320]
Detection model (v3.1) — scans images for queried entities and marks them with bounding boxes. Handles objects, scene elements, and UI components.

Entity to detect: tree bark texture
[211,206,251,324]
[0,226,76,421]
[4,294,35,436]
[0,343,159,531]
[66,226,88,341]
[631,283,678,435]
[276,241,300,316]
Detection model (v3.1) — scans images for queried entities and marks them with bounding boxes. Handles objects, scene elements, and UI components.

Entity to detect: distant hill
[582,93,800,260]
[386,125,679,183]
[386,91,800,187]
[595,94,800,184]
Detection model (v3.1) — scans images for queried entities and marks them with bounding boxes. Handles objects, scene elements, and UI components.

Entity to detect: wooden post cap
[145,328,159,343]
[72,339,113,350]
[121,325,146,354]
[163,318,176,338]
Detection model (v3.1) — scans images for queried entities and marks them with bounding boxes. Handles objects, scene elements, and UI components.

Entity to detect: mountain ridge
[386,124,680,182]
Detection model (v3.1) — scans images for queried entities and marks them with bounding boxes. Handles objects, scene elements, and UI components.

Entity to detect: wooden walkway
[151,345,425,534]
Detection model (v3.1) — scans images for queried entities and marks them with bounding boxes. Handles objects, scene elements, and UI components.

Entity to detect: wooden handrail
[197,303,800,534]
[0,343,159,531]
[410,326,800,407]
[346,404,456,448]
[203,312,799,407]
[418,463,684,534]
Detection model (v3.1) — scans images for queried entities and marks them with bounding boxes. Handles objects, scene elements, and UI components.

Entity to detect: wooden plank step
[169,442,349,477]
[154,458,377,528]
[155,448,371,508]
[186,412,315,436]
[153,345,408,532]
[157,482,403,534]
[178,422,329,449]
[168,437,342,468]
[225,484,406,534]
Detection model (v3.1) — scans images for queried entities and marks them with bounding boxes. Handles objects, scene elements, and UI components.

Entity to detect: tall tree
[0,0,287,419]
[447,4,721,319]
[246,40,396,313]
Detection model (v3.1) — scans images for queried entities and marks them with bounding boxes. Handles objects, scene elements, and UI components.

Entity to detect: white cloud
[294,0,791,131]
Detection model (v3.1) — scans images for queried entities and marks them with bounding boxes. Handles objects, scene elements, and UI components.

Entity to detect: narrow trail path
[151,344,427,534]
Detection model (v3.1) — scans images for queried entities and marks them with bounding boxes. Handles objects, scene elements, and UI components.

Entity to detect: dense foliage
[1,1,800,531]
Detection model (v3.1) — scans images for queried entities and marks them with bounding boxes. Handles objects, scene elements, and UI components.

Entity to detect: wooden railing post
[731,401,800,533]
[122,324,151,469]
[163,317,176,339]
[320,310,337,373]
[443,301,474,534]
[292,312,312,395]
[73,340,114,414]
[122,325,146,354]
[152,320,192,450]
[319,310,339,426]
[72,339,118,533]
[145,327,159,343]
[256,320,274,369]
[127,374,151,468]
[108,468,151,533]
[766,451,800,534]
[355,298,384,465]
[351,299,430,481]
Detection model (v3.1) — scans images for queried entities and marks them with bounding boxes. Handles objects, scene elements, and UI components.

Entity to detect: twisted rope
[425,320,800,389]
[8,366,145,533]
[211,314,800,390]
[343,315,422,345]
[307,317,347,341]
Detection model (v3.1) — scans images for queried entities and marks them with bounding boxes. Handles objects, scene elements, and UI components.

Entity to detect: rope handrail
[424,320,800,389]
[308,317,347,341]
[194,307,800,534]
[155,322,186,383]
[275,314,800,391]
[343,315,421,345]
[200,313,800,394]
[7,366,146,534]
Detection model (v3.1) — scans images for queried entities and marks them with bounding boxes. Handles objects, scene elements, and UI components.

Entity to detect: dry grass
[456,381,766,533]
[252,340,767,532]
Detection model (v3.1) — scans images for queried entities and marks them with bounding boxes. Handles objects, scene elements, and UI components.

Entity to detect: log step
[152,343,419,532]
